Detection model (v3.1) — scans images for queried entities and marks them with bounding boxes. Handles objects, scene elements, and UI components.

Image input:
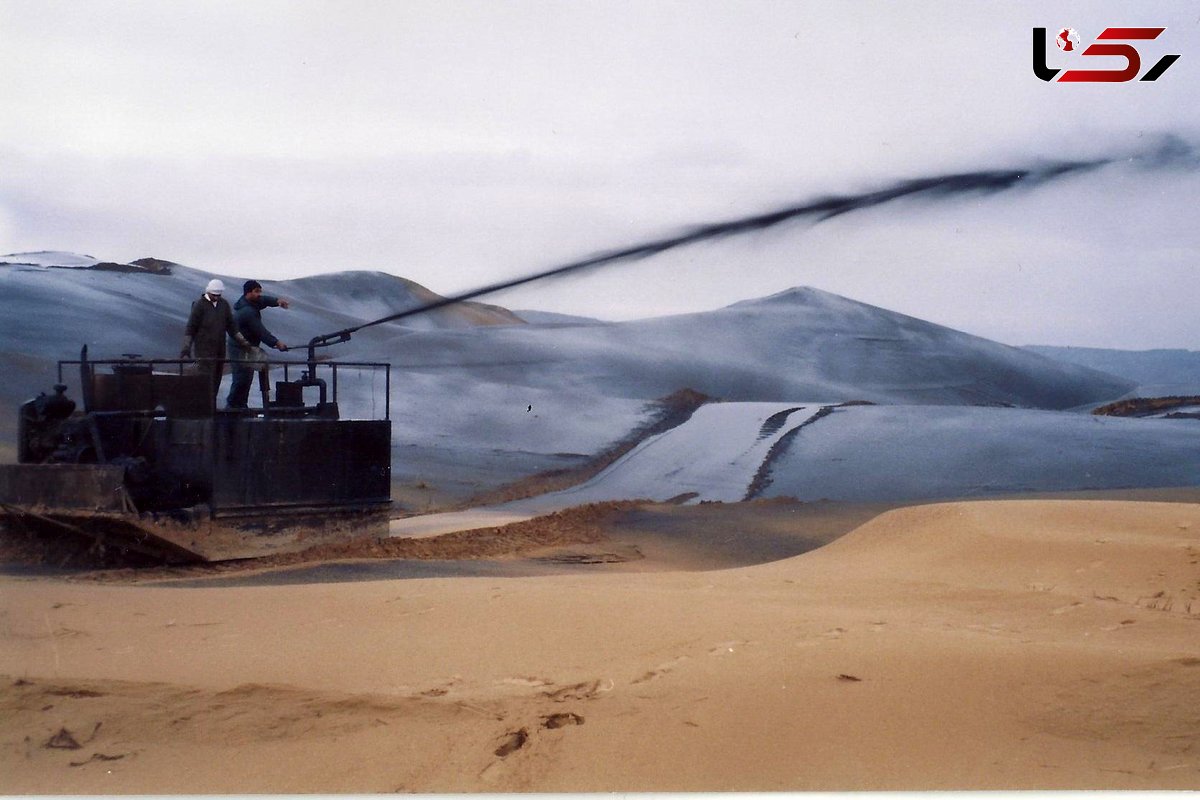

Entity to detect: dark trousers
[198,358,225,409]
[227,362,269,408]
[227,363,253,408]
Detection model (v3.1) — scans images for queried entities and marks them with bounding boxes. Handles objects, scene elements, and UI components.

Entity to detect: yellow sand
[1,499,1198,792]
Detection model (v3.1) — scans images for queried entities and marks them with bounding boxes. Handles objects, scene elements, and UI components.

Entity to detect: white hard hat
[205,279,225,295]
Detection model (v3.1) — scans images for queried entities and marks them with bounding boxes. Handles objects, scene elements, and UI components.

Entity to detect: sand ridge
[1,498,1198,791]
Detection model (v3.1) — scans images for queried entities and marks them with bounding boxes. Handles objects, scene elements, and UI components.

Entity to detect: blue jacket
[229,294,282,348]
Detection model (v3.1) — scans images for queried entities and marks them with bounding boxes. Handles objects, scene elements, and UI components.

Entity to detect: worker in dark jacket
[181,279,251,407]
[226,280,290,410]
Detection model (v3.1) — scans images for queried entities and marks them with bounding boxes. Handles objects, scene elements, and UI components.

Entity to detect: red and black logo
[1033,27,1180,82]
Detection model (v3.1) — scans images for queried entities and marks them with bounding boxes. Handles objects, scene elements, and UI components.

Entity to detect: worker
[226,280,290,410]
[181,279,250,408]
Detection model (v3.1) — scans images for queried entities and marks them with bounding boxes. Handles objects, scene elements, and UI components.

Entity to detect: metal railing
[56,355,392,420]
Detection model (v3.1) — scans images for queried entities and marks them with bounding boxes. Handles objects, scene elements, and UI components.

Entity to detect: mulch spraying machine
[1,344,392,564]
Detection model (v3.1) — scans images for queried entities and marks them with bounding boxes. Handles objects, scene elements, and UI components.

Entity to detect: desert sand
[2,496,1199,792]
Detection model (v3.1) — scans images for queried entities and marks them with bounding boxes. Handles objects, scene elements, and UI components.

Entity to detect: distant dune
[1024,344,1200,399]
[4,250,1190,509]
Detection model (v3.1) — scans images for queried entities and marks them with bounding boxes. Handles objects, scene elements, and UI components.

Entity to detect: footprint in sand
[1137,590,1178,613]
[542,712,584,729]
[493,728,529,758]
[1051,602,1083,615]
[708,640,752,656]
[497,676,554,688]
[1100,619,1137,631]
[631,656,689,684]
[419,675,463,697]
[542,679,613,702]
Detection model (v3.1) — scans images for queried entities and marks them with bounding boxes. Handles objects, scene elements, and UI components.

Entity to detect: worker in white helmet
[181,278,251,409]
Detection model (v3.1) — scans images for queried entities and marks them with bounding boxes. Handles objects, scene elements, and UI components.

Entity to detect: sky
[2,0,1198,348]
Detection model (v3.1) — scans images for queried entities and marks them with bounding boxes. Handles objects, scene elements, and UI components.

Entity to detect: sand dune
[2,498,1198,792]
[4,259,1154,507]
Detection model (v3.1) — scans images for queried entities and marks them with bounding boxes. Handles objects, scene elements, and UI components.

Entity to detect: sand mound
[781,500,1200,616]
[2,498,1198,791]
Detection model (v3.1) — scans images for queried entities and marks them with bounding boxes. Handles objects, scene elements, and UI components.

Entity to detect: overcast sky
[2,1,1198,348]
